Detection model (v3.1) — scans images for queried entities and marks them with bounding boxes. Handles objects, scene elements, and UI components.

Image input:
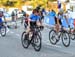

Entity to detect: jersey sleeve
[37,16,40,21]
[29,14,34,19]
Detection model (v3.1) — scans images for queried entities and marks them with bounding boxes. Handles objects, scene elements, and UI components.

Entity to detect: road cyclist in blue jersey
[25,9,42,40]
[49,9,71,47]
[21,9,42,51]
[0,11,7,37]
[54,9,69,33]
[0,11,4,29]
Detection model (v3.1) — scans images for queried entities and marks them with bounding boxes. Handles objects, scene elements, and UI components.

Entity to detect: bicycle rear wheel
[32,33,41,51]
[62,32,70,47]
[49,30,57,45]
[70,33,75,40]
[0,26,6,37]
[21,31,29,48]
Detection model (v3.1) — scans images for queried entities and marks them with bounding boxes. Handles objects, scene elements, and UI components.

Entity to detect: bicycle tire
[0,26,6,37]
[62,32,70,47]
[70,33,75,40]
[32,33,41,51]
[21,31,29,48]
[49,30,57,45]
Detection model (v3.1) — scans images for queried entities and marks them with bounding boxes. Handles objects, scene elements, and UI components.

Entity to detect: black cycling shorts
[30,21,37,29]
[25,21,28,26]
[54,17,62,25]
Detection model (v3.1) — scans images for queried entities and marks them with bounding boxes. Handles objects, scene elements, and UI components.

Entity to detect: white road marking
[10,31,14,33]
[43,41,62,48]
[16,34,20,37]
[71,40,75,43]
[6,27,10,33]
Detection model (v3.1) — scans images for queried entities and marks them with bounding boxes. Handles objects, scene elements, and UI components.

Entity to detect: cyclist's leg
[0,22,3,30]
[25,21,35,33]
[24,21,28,29]
[0,23,2,29]
[28,21,36,40]
[0,22,3,26]
[54,17,59,32]
[55,17,62,33]
[25,26,30,33]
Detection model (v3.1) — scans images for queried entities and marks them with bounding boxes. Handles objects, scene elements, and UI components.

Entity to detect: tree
[66,0,69,3]
[49,0,57,2]
[3,0,17,7]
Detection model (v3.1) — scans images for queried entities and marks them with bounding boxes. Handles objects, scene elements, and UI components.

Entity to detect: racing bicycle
[21,26,42,51]
[49,25,70,47]
[0,22,6,37]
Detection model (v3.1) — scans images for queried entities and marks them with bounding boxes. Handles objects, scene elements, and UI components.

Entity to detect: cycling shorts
[30,21,37,30]
[54,16,62,25]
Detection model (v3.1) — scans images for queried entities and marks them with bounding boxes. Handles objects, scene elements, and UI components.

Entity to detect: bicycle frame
[28,26,41,44]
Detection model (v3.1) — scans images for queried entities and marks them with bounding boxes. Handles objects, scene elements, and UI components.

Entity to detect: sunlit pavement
[0,21,75,57]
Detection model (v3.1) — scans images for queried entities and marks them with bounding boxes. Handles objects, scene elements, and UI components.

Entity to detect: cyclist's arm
[64,15,69,26]
[36,16,41,26]
[57,18,60,25]
[56,15,60,25]
[28,18,31,27]
[28,14,33,27]
[3,15,6,23]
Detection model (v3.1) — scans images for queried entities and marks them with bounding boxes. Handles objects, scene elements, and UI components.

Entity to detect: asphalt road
[0,21,75,57]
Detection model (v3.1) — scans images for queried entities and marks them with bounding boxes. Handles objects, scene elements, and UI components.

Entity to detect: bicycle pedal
[31,40,34,44]
[28,37,32,40]
[56,39,59,42]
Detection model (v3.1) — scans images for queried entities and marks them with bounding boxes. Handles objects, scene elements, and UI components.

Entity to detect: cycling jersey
[29,14,40,22]
[55,14,64,25]
[29,13,40,29]
[55,13,68,25]
[49,11,56,17]
[0,17,3,29]
[56,14,64,20]
[0,17,3,23]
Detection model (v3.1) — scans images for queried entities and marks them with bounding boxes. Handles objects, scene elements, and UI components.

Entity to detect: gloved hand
[68,25,70,28]
[40,26,44,30]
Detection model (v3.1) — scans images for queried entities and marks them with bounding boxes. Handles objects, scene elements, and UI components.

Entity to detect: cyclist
[50,9,56,17]
[26,9,41,39]
[0,11,3,27]
[21,10,26,24]
[36,5,41,11]
[54,9,69,33]
[73,19,75,32]
[35,7,45,30]
[29,9,41,29]
[24,14,29,29]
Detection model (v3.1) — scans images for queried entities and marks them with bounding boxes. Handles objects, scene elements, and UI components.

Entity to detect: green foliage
[49,0,57,2]
[3,1,17,7]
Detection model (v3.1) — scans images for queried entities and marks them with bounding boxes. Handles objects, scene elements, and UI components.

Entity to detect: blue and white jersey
[0,17,3,23]
[56,14,65,20]
[29,14,40,22]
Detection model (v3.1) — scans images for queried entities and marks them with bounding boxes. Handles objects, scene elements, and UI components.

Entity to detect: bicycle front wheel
[62,32,70,47]
[0,26,6,37]
[21,31,29,48]
[49,30,57,45]
[32,33,41,51]
[70,33,75,40]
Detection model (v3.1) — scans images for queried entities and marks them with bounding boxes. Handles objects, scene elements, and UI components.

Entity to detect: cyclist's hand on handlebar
[68,25,70,28]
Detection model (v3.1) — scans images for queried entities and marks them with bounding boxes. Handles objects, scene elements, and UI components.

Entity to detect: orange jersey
[74,19,75,27]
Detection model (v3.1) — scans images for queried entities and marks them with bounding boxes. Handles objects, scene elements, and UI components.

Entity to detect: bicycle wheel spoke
[33,33,41,51]
[49,30,57,45]
[21,32,29,48]
[62,32,70,47]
